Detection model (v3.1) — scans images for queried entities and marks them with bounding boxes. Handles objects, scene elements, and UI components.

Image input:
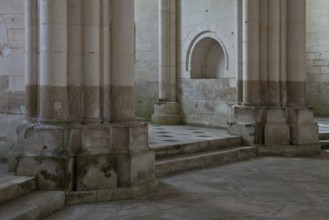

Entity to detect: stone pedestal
[152,102,181,125]
[13,0,158,201]
[287,108,319,145]
[11,122,157,197]
[265,109,290,146]
[227,105,266,145]
[228,105,320,155]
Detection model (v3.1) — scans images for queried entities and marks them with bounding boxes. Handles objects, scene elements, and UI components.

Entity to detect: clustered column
[229,0,320,155]
[111,0,136,122]
[152,0,181,125]
[13,0,157,197]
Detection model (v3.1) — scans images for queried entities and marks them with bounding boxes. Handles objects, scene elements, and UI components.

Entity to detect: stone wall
[177,0,236,127]
[0,0,25,161]
[306,0,329,116]
[135,0,236,127]
[134,0,159,121]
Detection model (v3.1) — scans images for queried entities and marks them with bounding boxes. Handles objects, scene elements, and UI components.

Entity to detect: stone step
[0,191,65,220]
[0,176,36,205]
[319,132,329,140]
[320,140,329,149]
[155,136,242,159]
[155,146,256,177]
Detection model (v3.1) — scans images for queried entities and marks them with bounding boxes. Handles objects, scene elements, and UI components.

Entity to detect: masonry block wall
[306,0,329,116]
[0,0,25,160]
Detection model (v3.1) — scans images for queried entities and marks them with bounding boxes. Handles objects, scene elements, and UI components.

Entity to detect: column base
[152,101,181,125]
[228,105,320,156]
[227,105,266,145]
[10,121,158,199]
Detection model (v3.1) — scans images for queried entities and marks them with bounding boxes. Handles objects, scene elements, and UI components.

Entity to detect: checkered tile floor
[148,124,236,150]
[316,118,329,134]
[148,118,329,150]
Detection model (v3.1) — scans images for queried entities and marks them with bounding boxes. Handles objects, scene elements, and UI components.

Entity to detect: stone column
[236,0,243,104]
[39,0,69,122]
[287,0,306,106]
[151,0,181,125]
[228,0,320,156]
[286,0,319,147]
[12,0,157,199]
[110,0,156,189]
[242,0,260,105]
[25,0,38,120]
[110,0,136,122]
[67,0,83,121]
[83,0,102,122]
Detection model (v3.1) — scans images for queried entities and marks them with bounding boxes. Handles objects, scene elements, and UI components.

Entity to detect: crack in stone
[271,205,285,216]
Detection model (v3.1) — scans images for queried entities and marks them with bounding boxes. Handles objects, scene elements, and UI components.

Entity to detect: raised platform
[148,124,256,176]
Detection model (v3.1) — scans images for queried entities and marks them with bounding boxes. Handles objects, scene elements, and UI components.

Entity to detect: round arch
[185,31,229,79]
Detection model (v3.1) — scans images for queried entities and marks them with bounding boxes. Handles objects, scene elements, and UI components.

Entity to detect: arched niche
[186,31,228,79]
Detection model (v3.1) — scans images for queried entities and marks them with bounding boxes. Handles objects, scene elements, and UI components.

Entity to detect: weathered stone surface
[39,86,70,122]
[0,191,65,220]
[0,176,35,204]
[25,85,38,119]
[177,79,236,127]
[83,86,102,122]
[257,144,321,157]
[111,85,135,122]
[23,129,64,156]
[66,179,158,205]
[155,146,257,177]
[76,154,117,191]
[135,81,158,120]
[67,86,83,121]
[288,108,319,145]
[152,101,181,125]
[81,127,112,154]
[47,157,329,219]
[117,151,155,187]
[265,109,290,145]
[228,106,268,145]
[112,122,150,153]
[227,123,260,145]
[13,121,156,195]
[265,125,290,145]
[16,156,73,191]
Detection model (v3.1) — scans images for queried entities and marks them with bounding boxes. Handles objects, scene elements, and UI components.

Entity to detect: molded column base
[10,121,158,199]
[227,105,267,145]
[228,105,320,156]
[152,101,181,125]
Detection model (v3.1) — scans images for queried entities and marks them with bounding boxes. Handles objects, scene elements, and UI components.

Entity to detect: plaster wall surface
[0,0,25,160]
[306,0,329,116]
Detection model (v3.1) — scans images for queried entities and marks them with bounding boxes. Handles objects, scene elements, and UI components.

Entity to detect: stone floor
[2,121,329,219]
[45,156,329,220]
[148,124,233,150]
